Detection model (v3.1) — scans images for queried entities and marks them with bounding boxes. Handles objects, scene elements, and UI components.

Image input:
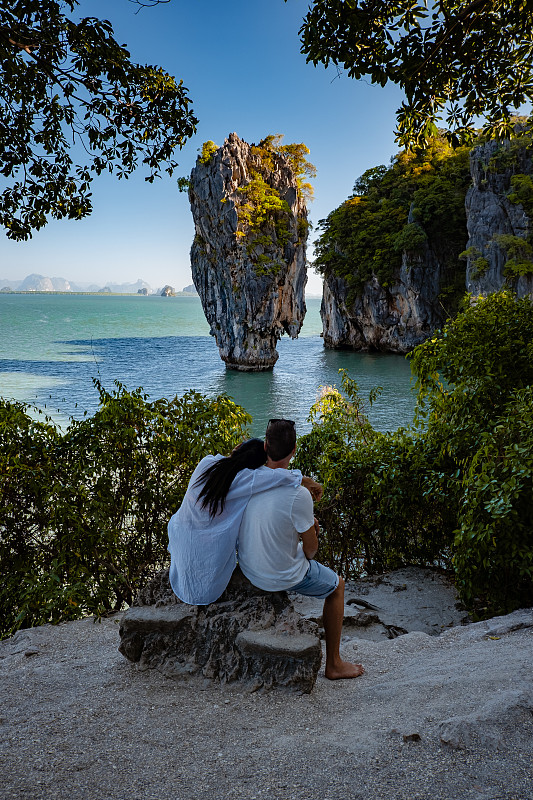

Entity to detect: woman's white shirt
[167,455,302,605]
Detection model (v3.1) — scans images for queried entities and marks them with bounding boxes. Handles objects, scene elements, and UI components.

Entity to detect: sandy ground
[1,571,532,800]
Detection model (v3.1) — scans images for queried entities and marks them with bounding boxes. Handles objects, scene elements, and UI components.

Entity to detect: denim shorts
[288,559,339,599]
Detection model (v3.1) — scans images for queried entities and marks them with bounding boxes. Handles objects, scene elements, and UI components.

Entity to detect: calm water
[0,294,417,435]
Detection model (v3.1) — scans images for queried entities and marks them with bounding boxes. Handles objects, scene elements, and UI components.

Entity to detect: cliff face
[321,135,533,353]
[321,208,447,353]
[189,133,308,370]
[465,139,533,298]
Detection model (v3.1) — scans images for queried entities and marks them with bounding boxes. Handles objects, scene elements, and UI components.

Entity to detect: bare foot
[324,660,365,680]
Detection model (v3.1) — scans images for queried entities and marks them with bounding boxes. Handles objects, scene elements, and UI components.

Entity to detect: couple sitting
[167,418,364,680]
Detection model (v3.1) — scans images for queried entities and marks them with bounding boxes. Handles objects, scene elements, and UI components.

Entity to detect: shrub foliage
[0,382,250,638]
[295,292,533,617]
[293,373,456,579]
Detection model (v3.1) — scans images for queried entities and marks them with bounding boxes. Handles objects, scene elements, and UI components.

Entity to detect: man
[238,419,365,680]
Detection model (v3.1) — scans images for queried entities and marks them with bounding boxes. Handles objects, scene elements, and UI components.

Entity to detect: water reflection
[209,337,417,436]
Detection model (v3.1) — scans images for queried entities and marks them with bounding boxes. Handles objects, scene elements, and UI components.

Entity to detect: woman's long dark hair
[194,438,267,518]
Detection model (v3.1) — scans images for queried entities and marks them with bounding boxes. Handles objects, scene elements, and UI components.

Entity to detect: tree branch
[409,0,494,77]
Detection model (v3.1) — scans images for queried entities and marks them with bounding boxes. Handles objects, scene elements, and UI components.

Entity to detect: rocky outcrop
[465,138,533,298]
[189,133,308,370]
[321,209,447,353]
[160,285,175,297]
[119,568,322,692]
[19,273,55,292]
[293,567,469,641]
[320,132,533,352]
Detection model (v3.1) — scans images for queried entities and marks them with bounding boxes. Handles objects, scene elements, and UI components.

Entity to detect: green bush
[0,382,250,638]
[492,233,533,277]
[293,372,454,577]
[198,140,218,165]
[408,291,533,612]
[295,292,533,616]
[410,291,533,422]
[0,400,60,634]
[409,293,533,612]
[453,388,533,614]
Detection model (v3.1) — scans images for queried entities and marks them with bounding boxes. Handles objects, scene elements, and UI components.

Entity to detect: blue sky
[0,0,405,294]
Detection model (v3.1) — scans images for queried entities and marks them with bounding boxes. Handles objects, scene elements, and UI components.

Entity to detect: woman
[167,438,305,605]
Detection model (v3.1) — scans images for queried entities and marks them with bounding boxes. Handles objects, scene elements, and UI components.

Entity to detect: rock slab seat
[119,568,322,693]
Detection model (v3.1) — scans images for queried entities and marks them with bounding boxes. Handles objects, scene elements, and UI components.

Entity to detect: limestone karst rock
[320,132,533,353]
[118,568,322,692]
[188,133,309,370]
[321,205,446,353]
[19,273,55,292]
[464,137,533,299]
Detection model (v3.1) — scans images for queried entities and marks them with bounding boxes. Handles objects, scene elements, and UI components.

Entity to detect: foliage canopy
[313,135,472,304]
[293,0,533,149]
[0,0,197,240]
[410,292,533,611]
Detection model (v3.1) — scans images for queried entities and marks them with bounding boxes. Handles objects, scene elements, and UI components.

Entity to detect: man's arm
[301,517,319,560]
[301,476,323,502]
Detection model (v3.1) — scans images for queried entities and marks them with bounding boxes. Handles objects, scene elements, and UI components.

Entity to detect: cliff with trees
[317,136,472,352]
[464,134,533,298]
[317,130,533,352]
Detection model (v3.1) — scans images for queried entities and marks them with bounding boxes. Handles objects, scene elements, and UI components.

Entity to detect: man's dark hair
[194,438,267,518]
[265,419,296,462]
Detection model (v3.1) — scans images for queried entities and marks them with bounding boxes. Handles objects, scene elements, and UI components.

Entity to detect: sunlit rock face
[189,133,308,370]
[321,135,533,353]
[321,205,447,354]
[465,138,533,299]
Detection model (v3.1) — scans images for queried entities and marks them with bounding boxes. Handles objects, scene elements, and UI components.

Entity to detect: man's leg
[323,576,365,680]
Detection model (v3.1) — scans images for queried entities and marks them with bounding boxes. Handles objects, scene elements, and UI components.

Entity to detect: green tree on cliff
[291,0,533,148]
[0,0,197,240]
[313,136,472,304]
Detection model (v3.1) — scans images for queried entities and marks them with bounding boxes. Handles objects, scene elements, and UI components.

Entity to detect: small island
[188,133,313,370]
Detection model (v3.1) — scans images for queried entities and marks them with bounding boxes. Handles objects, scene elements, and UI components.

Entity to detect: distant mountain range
[0,274,323,298]
[0,274,198,296]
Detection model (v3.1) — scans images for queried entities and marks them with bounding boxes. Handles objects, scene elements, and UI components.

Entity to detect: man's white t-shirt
[237,483,315,591]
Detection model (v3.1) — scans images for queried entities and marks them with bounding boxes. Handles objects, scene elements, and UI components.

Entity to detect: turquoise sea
[0,293,417,436]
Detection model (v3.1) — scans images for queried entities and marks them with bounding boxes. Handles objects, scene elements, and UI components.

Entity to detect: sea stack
[189,133,309,370]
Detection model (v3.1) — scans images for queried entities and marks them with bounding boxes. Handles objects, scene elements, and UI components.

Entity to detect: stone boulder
[119,568,322,693]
